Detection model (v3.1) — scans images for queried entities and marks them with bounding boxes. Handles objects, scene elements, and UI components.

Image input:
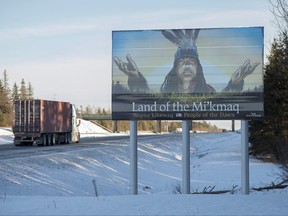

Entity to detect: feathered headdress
[161,29,200,60]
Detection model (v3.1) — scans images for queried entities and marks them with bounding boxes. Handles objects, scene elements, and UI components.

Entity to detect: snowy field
[0,121,287,215]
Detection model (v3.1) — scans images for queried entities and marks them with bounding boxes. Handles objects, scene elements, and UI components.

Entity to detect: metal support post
[182,120,190,194]
[241,120,249,194]
[130,120,138,195]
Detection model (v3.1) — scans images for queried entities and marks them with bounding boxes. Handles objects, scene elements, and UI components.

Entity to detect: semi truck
[13,99,80,146]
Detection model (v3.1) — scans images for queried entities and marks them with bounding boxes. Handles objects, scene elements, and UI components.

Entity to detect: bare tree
[270,0,288,33]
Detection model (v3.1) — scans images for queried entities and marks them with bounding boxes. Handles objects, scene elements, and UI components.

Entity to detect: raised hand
[113,54,149,92]
[113,54,140,78]
[231,59,260,84]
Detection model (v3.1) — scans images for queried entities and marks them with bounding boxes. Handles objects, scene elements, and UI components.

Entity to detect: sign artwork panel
[112,27,264,120]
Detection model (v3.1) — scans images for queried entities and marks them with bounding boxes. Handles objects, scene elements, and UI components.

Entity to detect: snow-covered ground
[0,121,287,215]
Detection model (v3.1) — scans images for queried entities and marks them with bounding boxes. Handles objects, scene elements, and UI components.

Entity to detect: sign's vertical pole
[130,120,138,195]
[182,120,190,194]
[241,120,249,195]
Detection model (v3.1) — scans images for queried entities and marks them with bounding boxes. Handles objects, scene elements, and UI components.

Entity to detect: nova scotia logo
[246,112,262,117]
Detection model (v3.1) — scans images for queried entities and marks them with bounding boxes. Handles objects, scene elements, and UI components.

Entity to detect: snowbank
[0,120,111,145]
[2,194,287,216]
[0,127,287,215]
[0,127,13,144]
[77,119,111,134]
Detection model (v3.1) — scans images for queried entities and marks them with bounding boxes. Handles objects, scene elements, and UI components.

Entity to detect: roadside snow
[78,119,111,134]
[0,121,287,215]
[2,194,287,216]
[0,127,13,144]
[0,120,112,145]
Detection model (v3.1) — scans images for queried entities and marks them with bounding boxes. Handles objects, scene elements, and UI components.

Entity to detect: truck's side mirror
[76,119,81,127]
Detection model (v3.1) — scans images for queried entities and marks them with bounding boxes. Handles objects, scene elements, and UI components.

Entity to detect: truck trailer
[13,99,80,146]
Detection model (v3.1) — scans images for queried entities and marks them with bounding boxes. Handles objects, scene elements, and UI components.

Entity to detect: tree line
[0,70,34,126]
[249,0,288,163]
[249,30,288,163]
[77,105,223,133]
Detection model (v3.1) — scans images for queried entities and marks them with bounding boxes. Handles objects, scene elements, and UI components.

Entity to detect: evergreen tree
[0,71,36,126]
[85,105,93,114]
[27,82,34,99]
[2,70,10,99]
[11,82,20,101]
[249,32,288,162]
[20,78,28,99]
[0,80,11,126]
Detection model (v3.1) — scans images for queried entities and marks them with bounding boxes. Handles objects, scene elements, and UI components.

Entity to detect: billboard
[112,27,264,120]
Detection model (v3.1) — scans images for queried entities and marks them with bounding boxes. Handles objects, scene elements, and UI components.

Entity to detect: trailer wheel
[40,134,47,146]
[64,133,69,144]
[47,134,51,146]
[51,134,56,146]
[14,142,21,146]
[68,133,71,144]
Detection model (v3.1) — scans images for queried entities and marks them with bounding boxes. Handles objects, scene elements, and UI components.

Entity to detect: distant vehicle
[13,99,80,146]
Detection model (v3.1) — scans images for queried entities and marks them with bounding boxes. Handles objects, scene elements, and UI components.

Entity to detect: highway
[0,133,174,160]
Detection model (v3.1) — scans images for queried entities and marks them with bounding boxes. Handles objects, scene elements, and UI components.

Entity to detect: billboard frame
[112,27,264,121]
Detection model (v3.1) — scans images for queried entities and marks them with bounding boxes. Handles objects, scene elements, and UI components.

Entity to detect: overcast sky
[0,0,278,109]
